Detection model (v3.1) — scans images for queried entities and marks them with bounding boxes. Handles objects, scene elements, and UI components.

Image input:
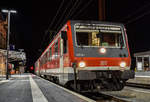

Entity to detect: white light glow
[78,61,86,68]
[2,9,8,13]
[99,48,106,54]
[10,10,17,13]
[1,9,17,13]
[120,62,126,67]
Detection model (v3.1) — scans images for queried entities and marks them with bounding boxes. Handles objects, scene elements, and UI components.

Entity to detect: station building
[0,13,7,49]
[134,51,150,72]
[0,53,6,75]
[0,13,7,75]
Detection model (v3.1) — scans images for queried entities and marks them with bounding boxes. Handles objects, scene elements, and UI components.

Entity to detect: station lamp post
[1,9,17,79]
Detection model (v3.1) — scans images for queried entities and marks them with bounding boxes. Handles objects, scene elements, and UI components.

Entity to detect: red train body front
[35,20,134,91]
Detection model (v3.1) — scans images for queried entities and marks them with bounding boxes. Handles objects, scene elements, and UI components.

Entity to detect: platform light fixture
[2,9,17,13]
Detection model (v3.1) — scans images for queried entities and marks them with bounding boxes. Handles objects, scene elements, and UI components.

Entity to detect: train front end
[69,21,134,91]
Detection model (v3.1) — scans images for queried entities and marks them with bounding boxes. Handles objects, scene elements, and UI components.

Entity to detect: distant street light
[1,9,17,80]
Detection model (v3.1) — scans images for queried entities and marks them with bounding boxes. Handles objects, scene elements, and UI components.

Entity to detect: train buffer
[0,73,95,102]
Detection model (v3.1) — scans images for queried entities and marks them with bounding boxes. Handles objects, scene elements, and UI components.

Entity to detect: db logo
[100,61,107,66]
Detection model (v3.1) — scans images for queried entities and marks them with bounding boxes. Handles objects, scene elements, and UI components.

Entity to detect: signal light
[30,66,34,70]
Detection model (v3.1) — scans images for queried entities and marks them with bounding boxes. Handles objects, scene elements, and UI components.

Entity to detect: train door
[59,31,68,85]
[60,38,64,71]
[59,35,64,84]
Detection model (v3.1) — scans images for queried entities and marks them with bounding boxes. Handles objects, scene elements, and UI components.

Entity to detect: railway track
[79,92,129,102]
[126,82,150,89]
[81,82,150,102]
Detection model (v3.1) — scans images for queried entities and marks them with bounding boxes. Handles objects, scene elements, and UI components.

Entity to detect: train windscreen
[75,24,125,48]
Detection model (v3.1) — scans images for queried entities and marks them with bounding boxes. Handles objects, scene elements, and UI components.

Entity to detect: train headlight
[120,62,126,67]
[99,48,106,54]
[78,61,86,68]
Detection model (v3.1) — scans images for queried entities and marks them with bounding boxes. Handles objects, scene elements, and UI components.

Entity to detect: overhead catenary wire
[57,0,94,32]
[45,0,83,48]
[39,0,65,50]
[120,2,150,22]
[47,0,65,31]
[53,0,73,30]
[40,0,94,50]
[72,0,93,19]
[67,0,82,19]
[125,10,150,25]
[40,0,74,50]
[57,0,83,31]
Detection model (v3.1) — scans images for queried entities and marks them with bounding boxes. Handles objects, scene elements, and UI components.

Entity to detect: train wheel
[112,79,125,91]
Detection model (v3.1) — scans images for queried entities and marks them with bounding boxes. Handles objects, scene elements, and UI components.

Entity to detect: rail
[126,82,150,89]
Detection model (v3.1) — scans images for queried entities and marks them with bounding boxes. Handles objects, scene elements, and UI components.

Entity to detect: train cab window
[75,25,125,48]
[76,31,101,46]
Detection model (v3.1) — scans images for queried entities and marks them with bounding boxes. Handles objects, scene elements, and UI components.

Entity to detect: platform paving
[0,73,90,102]
[127,71,150,84]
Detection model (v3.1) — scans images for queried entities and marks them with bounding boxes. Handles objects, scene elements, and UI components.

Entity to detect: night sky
[0,0,150,70]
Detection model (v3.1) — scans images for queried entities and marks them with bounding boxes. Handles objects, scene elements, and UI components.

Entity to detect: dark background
[0,0,150,71]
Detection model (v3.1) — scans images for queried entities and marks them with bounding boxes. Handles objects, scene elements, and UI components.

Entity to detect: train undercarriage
[41,70,134,92]
[66,70,134,91]
[66,79,125,92]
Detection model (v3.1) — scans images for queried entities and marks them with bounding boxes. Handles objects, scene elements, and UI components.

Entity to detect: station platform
[0,73,94,102]
[127,71,150,84]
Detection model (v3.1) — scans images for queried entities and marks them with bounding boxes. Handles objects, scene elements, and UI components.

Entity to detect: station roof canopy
[134,50,150,57]
[0,49,26,63]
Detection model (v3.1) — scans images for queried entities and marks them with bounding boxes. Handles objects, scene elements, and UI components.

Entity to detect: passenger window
[45,51,48,63]
[63,39,67,54]
[55,41,58,58]
[45,54,46,64]
[49,48,52,61]
[61,31,67,54]
[55,42,58,53]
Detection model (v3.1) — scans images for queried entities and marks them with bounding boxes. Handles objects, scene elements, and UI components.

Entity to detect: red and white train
[35,20,134,91]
